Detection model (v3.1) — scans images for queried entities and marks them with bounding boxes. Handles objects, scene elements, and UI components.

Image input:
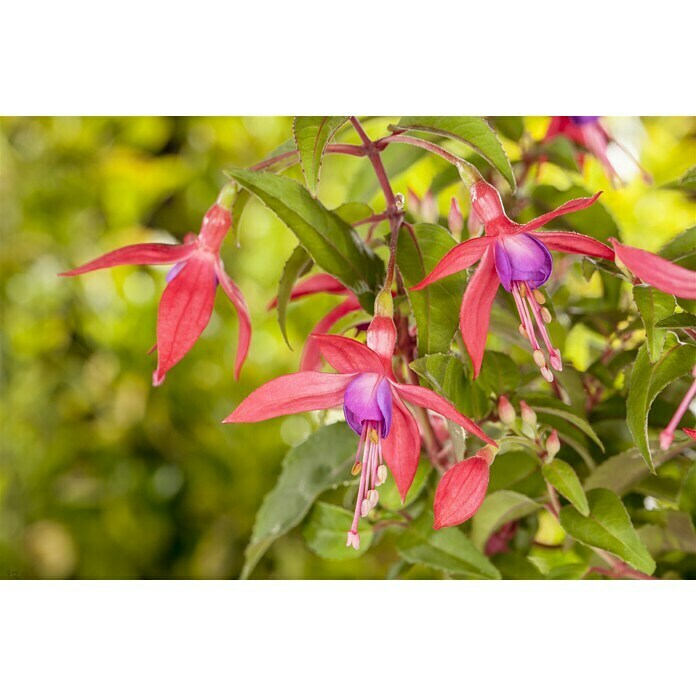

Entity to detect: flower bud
[448,197,464,236]
[433,455,490,529]
[545,429,561,460]
[407,188,421,216]
[498,395,516,426]
[520,400,537,428]
[421,190,438,223]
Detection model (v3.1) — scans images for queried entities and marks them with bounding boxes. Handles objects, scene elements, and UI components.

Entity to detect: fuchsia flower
[224,308,495,549]
[544,116,650,185]
[610,239,696,300]
[268,273,361,371]
[413,180,613,381]
[61,197,251,385]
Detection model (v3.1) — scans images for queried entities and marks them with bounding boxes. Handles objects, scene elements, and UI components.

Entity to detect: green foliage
[542,460,589,516]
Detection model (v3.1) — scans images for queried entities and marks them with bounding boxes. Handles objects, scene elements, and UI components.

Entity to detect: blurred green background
[0,116,693,579]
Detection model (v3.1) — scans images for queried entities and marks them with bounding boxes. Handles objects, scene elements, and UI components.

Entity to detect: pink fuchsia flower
[224,312,495,550]
[544,116,651,185]
[610,239,696,300]
[659,366,696,450]
[433,447,495,530]
[412,180,613,382]
[61,193,251,385]
[267,273,361,371]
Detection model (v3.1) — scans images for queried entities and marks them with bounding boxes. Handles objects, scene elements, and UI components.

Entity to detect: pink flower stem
[249,142,366,172]
[354,211,391,227]
[350,117,404,289]
[661,372,696,445]
[377,133,483,187]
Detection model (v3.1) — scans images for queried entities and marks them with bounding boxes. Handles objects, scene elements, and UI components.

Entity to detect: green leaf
[639,511,696,557]
[678,463,696,516]
[292,117,349,197]
[275,245,312,348]
[332,201,373,226]
[488,116,525,143]
[478,351,521,395]
[410,353,491,420]
[534,137,581,172]
[662,166,696,194]
[492,552,545,579]
[303,502,373,559]
[521,396,605,452]
[655,312,696,330]
[396,223,467,355]
[632,285,675,362]
[471,490,540,550]
[660,226,696,263]
[585,443,693,496]
[378,459,431,511]
[626,338,696,472]
[392,116,516,191]
[488,449,545,498]
[560,488,655,574]
[542,460,589,516]
[241,423,358,578]
[226,168,384,311]
[396,513,501,579]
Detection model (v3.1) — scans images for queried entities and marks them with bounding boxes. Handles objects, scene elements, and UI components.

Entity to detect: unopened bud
[541,307,552,324]
[498,395,516,426]
[533,349,547,368]
[421,190,438,223]
[351,461,362,476]
[374,288,394,318]
[394,192,405,211]
[377,465,388,485]
[520,400,537,428]
[448,197,464,236]
[533,289,546,305]
[546,430,561,460]
[407,188,421,215]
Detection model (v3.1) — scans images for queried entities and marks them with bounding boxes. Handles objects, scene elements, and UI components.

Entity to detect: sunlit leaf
[632,285,675,362]
[542,459,589,516]
[303,502,373,559]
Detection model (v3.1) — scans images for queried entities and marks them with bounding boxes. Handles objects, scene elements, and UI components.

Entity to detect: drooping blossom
[543,116,651,185]
[224,295,495,550]
[610,239,696,300]
[267,273,361,371]
[659,366,696,450]
[433,447,495,530]
[412,180,613,381]
[61,190,250,385]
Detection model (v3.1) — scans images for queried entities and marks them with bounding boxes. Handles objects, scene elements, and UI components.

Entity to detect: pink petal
[683,428,696,441]
[300,297,362,371]
[60,242,195,276]
[267,273,348,309]
[611,238,696,300]
[393,383,496,446]
[533,231,614,260]
[518,192,603,234]
[433,455,490,529]
[459,248,500,378]
[153,253,217,386]
[216,261,252,381]
[382,391,421,502]
[411,236,492,290]
[223,371,355,423]
[312,334,385,375]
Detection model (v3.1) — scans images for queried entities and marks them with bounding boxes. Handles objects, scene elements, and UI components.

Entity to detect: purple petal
[343,373,392,436]
[494,234,552,291]
[570,116,600,126]
[166,261,187,283]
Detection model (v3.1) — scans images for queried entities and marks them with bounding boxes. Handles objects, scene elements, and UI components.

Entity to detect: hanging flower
[224,298,495,550]
[543,116,651,185]
[61,189,250,385]
[412,180,613,381]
